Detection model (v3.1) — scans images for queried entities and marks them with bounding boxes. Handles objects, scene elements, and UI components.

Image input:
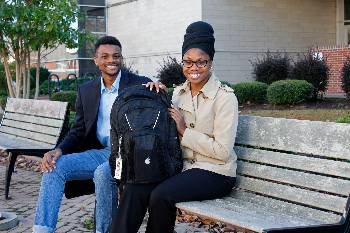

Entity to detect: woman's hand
[169,105,186,136]
[143,82,167,93]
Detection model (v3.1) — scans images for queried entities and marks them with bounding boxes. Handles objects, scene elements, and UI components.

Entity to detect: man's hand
[143,82,167,93]
[41,148,62,173]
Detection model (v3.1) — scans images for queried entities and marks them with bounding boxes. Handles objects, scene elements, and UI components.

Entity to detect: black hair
[94,36,122,53]
[182,21,215,60]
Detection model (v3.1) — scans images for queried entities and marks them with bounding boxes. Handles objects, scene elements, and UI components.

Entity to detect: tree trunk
[0,33,15,97]
[34,47,41,99]
[15,49,21,98]
[22,58,27,98]
[3,57,15,98]
[26,48,31,98]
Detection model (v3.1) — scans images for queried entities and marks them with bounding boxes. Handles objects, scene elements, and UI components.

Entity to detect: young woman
[111,21,238,233]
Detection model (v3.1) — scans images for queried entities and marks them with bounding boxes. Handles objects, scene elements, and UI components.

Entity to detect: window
[345,0,350,24]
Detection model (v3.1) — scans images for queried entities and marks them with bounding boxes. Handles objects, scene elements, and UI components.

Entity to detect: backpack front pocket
[131,133,165,183]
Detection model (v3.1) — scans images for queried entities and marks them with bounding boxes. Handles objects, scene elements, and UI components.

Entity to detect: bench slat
[236,115,350,160]
[0,126,58,145]
[237,176,347,213]
[4,112,64,127]
[177,199,326,233]
[0,132,53,150]
[2,119,61,136]
[237,161,350,196]
[4,98,68,119]
[236,146,350,179]
[229,190,341,224]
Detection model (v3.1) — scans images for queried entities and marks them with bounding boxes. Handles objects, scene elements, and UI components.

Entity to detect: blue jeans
[33,148,118,233]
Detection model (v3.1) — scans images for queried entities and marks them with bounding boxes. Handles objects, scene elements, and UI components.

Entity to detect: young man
[33,36,151,233]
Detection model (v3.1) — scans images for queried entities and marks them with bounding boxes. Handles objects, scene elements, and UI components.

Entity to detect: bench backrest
[235,115,350,216]
[0,97,69,148]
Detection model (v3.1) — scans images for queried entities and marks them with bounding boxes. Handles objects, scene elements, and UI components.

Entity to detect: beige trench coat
[172,74,239,177]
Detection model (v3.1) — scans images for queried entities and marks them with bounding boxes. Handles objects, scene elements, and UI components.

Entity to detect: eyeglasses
[182,60,208,68]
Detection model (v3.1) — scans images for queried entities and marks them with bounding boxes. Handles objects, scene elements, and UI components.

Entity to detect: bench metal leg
[5,152,18,199]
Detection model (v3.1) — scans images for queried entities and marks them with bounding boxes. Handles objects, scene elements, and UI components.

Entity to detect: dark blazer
[58,70,152,155]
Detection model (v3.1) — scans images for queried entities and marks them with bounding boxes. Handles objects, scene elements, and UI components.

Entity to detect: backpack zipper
[152,110,161,129]
[125,114,133,131]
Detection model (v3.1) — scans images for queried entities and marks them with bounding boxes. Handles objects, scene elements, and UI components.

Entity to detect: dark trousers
[110,168,236,233]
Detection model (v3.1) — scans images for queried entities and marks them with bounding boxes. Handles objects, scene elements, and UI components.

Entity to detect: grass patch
[83,218,94,230]
[241,109,350,122]
[337,114,350,123]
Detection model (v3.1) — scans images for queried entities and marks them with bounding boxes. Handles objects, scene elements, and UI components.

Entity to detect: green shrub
[30,67,51,88]
[167,87,174,98]
[39,80,49,95]
[51,91,77,111]
[267,80,313,105]
[156,56,186,88]
[68,111,76,128]
[251,51,291,85]
[289,52,329,99]
[0,96,7,109]
[0,89,8,97]
[232,81,268,104]
[337,114,350,124]
[341,57,350,99]
[0,63,7,93]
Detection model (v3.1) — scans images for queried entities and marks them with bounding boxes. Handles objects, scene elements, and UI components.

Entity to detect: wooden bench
[176,115,350,233]
[0,97,69,199]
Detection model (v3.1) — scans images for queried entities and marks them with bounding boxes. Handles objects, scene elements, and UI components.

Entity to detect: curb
[0,212,19,231]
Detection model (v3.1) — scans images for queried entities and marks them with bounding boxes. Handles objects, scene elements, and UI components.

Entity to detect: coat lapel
[86,78,101,134]
[118,70,129,92]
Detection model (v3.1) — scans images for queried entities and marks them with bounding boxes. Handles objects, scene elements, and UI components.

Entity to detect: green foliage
[0,89,8,97]
[51,91,77,111]
[39,80,49,95]
[68,111,76,128]
[336,114,350,124]
[0,63,7,93]
[251,51,291,85]
[341,57,350,99]
[82,218,94,230]
[0,96,7,109]
[0,0,92,97]
[167,87,174,98]
[156,57,186,88]
[232,81,268,104]
[267,80,313,105]
[30,67,51,88]
[289,52,329,99]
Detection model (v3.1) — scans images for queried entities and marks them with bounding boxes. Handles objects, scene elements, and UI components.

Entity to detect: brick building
[45,0,350,95]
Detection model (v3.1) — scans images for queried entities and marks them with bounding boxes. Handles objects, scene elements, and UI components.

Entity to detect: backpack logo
[145,157,151,165]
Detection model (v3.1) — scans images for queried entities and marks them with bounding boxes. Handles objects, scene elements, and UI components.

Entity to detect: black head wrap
[182,21,215,60]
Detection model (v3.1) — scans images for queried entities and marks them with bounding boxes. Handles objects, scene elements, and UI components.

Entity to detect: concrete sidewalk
[0,165,209,233]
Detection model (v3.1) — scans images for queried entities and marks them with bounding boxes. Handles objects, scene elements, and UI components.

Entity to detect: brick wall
[315,46,350,95]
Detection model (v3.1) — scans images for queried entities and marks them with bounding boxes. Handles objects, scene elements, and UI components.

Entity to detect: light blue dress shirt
[97,72,121,148]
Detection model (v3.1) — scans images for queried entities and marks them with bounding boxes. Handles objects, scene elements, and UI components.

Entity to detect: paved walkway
[0,165,209,233]
[0,165,95,232]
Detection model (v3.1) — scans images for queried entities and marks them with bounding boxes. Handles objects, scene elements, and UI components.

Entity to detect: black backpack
[109,85,183,184]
